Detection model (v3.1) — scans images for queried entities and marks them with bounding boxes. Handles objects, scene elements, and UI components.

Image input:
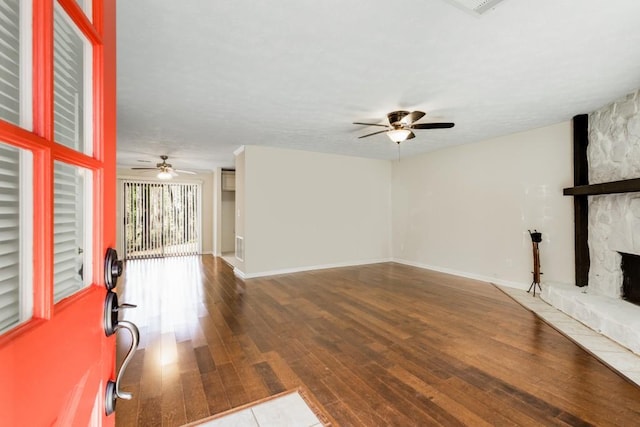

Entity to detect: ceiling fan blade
[411,122,455,129]
[175,169,196,175]
[358,129,389,139]
[402,111,426,125]
[352,122,388,127]
[406,131,416,140]
[131,167,157,170]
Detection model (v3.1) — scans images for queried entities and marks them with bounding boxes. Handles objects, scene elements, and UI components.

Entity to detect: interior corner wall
[391,121,575,289]
[242,145,391,276]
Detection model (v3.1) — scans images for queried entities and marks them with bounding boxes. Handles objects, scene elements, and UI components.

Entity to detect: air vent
[235,236,244,261]
[444,0,507,15]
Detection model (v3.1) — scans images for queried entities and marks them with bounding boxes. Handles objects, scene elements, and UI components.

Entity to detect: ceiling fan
[353,110,455,144]
[131,155,196,180]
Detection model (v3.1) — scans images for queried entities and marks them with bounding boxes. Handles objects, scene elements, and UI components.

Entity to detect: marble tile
[624,371,640,384]
[251,392,321,427]
[199,409,258,427]
[197,392,324,427]
[591,350,640,371]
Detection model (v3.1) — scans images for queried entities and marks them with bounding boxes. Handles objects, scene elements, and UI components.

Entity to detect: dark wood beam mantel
[563,178,640,196]
[569,115,589,287]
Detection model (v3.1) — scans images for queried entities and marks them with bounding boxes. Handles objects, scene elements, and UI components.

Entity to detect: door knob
[104,248,123,290]
[103,290,139,416]
[103,291,136,336]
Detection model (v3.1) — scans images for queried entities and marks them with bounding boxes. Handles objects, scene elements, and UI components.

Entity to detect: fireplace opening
[620,252,640,306]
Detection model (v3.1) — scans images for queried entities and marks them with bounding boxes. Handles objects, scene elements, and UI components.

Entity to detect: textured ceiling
[116,0,640,171]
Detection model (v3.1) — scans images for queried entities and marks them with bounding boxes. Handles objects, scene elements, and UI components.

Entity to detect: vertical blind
[124,182,201,259]
[53,162,84,302]
[0,0,20,125]
[0,144,20,332]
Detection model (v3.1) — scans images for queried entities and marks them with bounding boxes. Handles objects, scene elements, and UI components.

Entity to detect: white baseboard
[234,258,393,279]
[233,267,247,279]
[391,258,529,291]
[233,256,532,292]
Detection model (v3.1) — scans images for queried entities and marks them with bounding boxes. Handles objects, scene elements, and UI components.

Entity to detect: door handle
[105,320,139,415]
[103,290,139,415]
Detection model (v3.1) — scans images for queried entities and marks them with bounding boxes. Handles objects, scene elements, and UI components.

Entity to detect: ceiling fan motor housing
[387,110,410,126]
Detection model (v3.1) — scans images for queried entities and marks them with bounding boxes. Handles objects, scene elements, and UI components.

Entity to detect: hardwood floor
[115,256,640,426]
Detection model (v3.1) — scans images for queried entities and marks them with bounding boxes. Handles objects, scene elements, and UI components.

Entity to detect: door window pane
[0,142,32,333]
[0,0,21,126]
[73,0,92,21]
[53,4,92,155]
[0,0,33,130]
[53,162,91,302]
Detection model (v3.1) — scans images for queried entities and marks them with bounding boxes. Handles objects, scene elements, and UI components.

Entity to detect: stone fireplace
[587,90,640,299]
[542,89,640,355]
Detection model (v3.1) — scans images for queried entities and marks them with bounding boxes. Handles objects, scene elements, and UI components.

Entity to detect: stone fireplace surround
[542,89,640,355]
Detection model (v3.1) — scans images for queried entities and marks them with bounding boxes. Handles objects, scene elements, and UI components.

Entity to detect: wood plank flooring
[115,256,640,426]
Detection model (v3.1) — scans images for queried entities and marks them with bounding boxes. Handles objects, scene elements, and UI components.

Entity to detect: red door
[0,0,119,425]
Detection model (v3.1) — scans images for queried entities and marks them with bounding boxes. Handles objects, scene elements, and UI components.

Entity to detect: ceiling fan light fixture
[157,170,172,180]
[387,129,412,143]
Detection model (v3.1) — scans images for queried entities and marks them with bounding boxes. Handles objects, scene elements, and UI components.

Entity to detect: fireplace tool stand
[528,230,542,296]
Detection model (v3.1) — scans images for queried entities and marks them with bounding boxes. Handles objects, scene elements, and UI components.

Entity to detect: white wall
[391,122,575,288]
[241,145,391,276]
[116,169,214,255]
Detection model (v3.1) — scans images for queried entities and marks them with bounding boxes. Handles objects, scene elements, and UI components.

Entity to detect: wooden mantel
[564,177,640,196]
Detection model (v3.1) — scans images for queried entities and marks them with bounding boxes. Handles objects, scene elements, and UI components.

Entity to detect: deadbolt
[104,248,123,290]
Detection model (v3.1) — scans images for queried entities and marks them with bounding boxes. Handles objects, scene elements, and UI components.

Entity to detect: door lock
[104,248,123,290]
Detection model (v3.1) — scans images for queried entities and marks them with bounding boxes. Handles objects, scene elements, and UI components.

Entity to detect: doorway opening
[123,181,201,259]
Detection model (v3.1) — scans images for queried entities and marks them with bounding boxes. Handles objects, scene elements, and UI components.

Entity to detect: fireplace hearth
[621,252,640,306]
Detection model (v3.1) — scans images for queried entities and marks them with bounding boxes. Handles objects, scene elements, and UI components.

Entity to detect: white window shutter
[0,0,20,125]
[53,162,85,302]
[0,144,20,332]
[53,5,86,152]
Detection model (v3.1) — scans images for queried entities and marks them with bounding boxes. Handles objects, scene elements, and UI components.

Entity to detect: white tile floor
[499,286,640,387]
[221,252,240,269]
[194,391,324,427]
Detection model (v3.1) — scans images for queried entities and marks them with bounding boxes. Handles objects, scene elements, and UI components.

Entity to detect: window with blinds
[124,182,201,259]
[0,0,20,125]
[0,143,32,334]
[53,4,92,155]
[53,162,91,302]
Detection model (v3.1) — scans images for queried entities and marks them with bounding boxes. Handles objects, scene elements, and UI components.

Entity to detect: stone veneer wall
[588,89,640,297]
